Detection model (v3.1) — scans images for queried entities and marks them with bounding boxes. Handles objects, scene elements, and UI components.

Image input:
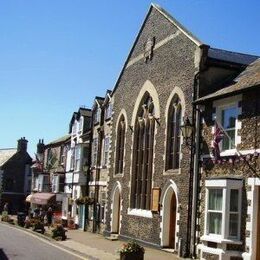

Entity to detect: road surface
[0,223,86,260]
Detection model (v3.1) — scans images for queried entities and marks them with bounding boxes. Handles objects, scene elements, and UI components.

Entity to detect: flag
[212,122,224,160]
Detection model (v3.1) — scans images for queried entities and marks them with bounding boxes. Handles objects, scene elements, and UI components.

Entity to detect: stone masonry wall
[105,7,199,255]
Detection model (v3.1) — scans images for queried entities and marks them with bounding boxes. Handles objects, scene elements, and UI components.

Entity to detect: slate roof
[78,107,92,117]
[0,148,17,167]
[195,58,260,103]
[208,48,259,66]
[45,134,70,147]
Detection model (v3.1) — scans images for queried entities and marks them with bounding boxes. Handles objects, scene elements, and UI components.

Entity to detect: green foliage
[75,196,94,205]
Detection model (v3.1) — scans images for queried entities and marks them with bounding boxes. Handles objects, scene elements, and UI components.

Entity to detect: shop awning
[31,193,56,205]
[25,194,33,203]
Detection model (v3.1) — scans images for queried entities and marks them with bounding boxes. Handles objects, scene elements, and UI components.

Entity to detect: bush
[52,224,67,241]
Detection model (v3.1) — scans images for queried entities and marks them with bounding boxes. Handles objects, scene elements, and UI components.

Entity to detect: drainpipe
[189,45,209,258]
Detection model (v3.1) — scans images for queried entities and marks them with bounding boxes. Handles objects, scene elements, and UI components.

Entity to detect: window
[103,136,110,167]
[205,179,242,241]
[60,145,66,165]
[166,95,182,170]
[208,189,223,235]
[70,148,75,170]
[115,115,125,174]
[214,96,240,152]
[75,145,81,171]
[105,103,113,120]
[92,138,98,167]
[221,106,238,150]
[93,108,101,124]
[131,94,155,210]
[52,175,59,193]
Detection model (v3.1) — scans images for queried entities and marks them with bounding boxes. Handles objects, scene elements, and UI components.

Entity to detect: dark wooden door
[169,193,176,248]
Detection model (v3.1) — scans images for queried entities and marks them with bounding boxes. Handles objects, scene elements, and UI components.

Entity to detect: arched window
[131,94,155,210]
[166,95,182,170]
[115,115,125,174]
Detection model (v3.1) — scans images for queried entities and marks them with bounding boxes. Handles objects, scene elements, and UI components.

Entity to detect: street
[0,223,85,260]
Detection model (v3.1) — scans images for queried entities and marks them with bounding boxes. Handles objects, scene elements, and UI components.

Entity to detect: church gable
[125,4,203,68]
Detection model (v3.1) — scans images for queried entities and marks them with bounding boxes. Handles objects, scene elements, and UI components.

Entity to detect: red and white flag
[212,122,224,159]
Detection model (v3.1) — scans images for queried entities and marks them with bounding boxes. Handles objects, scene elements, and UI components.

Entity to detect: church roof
[208,48,259,66]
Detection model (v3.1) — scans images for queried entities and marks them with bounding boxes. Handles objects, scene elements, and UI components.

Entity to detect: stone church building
[103,3,258,258]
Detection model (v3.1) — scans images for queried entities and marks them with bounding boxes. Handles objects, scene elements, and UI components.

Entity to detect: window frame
[214,95,241,156]
[102,136,110,167]
[165,96,182,171]
[130,94,155,210]
[115,115,126,175]
[204,179,242,242]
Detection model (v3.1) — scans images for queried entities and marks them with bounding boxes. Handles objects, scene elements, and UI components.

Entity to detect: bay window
[205,179,242,242]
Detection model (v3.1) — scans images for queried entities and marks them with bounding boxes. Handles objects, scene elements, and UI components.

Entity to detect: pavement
[8,215,180,260]
[59,229,180,260]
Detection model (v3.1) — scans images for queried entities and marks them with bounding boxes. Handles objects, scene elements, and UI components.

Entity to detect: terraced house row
[27,4,260,259]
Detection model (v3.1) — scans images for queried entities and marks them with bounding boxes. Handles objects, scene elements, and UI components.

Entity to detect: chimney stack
[37,139,45,154]
[17,137,28,152]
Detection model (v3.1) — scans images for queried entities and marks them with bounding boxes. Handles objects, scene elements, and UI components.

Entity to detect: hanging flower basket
[75,196,94,205]
[118,241,145,260]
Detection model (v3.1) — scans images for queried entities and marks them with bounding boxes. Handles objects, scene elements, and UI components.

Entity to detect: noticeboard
[151,187,161,212]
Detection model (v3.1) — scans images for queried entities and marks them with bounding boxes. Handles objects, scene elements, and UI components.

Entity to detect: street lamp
[180,116,194,145]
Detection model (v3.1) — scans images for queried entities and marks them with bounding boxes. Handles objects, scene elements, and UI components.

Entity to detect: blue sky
[0,0,259,156]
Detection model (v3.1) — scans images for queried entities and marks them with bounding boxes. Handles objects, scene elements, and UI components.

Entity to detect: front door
[169,193,176,248]
[78,205,85,229]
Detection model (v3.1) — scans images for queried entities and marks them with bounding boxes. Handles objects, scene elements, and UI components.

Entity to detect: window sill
[201,235,242,245]
[220,149,237,157]
[127,208,153,218]
[163,169,180,175]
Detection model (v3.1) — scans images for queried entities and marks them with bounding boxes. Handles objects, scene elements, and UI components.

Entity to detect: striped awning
[30,193,55,205]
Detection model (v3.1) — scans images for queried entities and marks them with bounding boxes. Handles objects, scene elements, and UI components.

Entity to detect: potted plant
[118,240,145,260]
[52,224,67,241]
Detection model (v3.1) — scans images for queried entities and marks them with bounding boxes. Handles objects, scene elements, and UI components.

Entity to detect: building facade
[104,4,206,256]
[196,59,260,259]
[64,107,92,229]
[0,137,32,213]
[87,91,112,234]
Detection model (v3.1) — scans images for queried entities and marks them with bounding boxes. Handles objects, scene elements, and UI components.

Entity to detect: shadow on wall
[0,249,9,260]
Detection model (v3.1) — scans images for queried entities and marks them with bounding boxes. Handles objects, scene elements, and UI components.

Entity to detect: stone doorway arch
[161,182,178,249]
[111,184,121,234]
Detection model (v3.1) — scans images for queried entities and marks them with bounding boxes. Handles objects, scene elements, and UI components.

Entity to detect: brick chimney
[37,139,45,154]
[17,137,28,152]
